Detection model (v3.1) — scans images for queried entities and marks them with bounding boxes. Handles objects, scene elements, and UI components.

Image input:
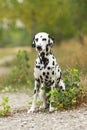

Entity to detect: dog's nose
[37,46,42,51]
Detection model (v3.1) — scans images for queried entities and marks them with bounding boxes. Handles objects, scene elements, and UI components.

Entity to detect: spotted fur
[28,32,65,113]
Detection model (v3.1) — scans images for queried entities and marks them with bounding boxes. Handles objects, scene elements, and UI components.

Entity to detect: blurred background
[0,0,87,91]
[0,0,87,47]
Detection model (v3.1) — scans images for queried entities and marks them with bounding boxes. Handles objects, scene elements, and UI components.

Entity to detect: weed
[63,68,80,90]
[6,50,31,87]
[44,68,86,110]
[0,97,11,117]
[1,86,18,92]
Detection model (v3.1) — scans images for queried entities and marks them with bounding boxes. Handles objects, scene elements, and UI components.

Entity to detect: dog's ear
[48,35,54,47]
[32,36,36,48]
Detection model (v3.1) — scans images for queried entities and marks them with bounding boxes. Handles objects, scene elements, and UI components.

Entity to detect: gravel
[0,93,87,130]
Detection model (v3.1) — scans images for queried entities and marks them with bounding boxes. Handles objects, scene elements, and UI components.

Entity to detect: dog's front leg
[39,85,47,109]
[49,82,55,112]
[28,80,40,113]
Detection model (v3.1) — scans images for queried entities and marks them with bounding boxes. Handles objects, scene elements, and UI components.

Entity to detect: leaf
[6,105,11,112]
[0,110,5,117]
[2,97,9,103]
[72,98,76,105]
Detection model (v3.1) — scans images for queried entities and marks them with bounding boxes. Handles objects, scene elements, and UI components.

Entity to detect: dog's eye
[42,38,46,41]
[35,38,38,42]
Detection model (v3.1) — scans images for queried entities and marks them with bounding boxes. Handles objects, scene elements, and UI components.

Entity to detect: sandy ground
[0,56,87,130]
[0,93,87,130]
[0,55,14,75]
[0,56,14,66]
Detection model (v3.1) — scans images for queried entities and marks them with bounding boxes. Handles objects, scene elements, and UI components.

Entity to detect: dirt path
[0,56,14,66]
[0,93,87,130]
[0,55,14,75]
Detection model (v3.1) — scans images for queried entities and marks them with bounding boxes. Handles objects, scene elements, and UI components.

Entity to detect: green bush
[7,50,31,86]
[0,97,11,117]
[64,68,80,90]
[45,68,84,110]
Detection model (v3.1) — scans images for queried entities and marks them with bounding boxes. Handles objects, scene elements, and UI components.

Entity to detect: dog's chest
[34,54,57,79]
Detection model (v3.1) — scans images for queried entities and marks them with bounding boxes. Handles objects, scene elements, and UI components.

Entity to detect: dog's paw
[49,106,55,112]
[39,103,49,110]
[39,105,45,110]
[39,105,47,110]
[27,107,35,113]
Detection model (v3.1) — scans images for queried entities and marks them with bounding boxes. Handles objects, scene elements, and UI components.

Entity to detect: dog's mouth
[37,46,46,53]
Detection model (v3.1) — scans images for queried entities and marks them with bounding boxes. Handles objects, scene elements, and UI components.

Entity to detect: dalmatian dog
[28,32,65,113]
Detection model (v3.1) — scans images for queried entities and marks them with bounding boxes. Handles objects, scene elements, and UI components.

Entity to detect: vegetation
[0,97,11,117]
[0,38,87,111]
[0,0,87,115]
[0,49,33,92]
[46,68,85,110]
[7,50,30,84]
[5,50,33,91]
[0,0,87,47]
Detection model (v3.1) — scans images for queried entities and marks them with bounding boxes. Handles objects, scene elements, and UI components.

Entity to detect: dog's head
[32,32,54,54]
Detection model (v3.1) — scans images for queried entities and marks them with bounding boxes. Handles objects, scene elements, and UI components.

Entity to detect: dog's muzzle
[37,46,42,51]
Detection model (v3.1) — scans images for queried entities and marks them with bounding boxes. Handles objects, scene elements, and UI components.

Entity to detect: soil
[0,55,14,75]
[0,56,87,130]
[0,93,87,130]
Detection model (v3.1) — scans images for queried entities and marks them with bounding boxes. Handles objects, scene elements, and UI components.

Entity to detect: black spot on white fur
[42,38,47,41]
[35,38,38,42]
[52,61,55,65]
[34,89,36,94]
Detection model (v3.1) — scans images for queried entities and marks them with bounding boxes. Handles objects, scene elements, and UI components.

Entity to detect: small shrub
[64,68,80,90]
[44,68,85,110]
[7,50,31,86]
[0,97,11,117]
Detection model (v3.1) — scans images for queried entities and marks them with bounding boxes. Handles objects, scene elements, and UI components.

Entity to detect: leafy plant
[64,68,80,90]
[0,97,11,117]
[44,68,84,110]
[7,50,31,86]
